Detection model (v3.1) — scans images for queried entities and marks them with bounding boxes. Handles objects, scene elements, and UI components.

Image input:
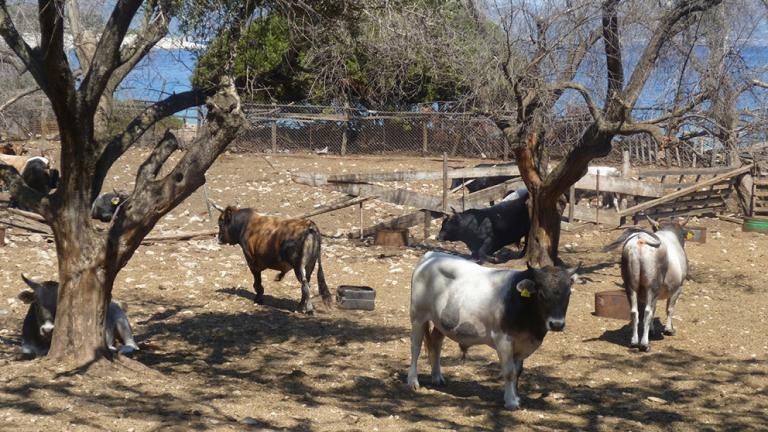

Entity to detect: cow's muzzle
[546,318,565,332]
[39,321,54,337]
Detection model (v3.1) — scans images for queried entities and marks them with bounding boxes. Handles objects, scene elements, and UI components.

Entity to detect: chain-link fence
[231,104,510,159]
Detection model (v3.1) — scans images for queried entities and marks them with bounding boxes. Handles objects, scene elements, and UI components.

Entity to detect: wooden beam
[296,196,373,219]
[637,166,741,177]
[324,182,459,213]
[573,174,665,197]
[619,165,752,218]
[294,164,521,185]
[359,210,443,238]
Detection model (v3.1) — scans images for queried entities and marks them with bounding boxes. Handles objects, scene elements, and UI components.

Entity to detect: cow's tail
[306,222,333,308]
[603,228,661,252]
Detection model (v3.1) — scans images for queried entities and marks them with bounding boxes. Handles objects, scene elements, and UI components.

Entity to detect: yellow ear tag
[520,288,531,298]
[111,197,121,205]
[686,231,694,240]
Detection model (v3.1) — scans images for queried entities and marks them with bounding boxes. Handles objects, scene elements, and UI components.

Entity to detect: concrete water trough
[336,285,376,311]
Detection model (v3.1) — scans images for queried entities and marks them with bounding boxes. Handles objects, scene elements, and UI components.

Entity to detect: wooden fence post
[422,121,429,156]
[568,186,575,223]
[359,202,364,239]
[423,211,431,240]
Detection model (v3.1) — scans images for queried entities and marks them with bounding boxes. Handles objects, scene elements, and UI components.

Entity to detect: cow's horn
[645,215,661,230]
[209,200,225,212]
[680,215,692,227]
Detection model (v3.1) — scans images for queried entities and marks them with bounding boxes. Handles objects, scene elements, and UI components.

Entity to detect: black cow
[437,189,529,263]
[91,191,129,222]
[17,275,139,358]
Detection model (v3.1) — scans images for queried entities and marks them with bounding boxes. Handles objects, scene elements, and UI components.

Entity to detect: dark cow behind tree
[91,191,130,222]
[407,252,580,409]
[437,189,529,263]
[213,204,332,314]
[0,155,59,203]
[17,275,138,358]
[603,216,690,352]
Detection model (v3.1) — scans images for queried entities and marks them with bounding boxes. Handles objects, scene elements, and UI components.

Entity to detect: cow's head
[516,264,580,332]
[214,204,240,245]
[647,215,691,246]
[437,208,465,241]
[17,275,59,339]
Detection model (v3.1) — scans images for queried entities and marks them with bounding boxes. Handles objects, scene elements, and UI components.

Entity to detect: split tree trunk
[525,191,561,267]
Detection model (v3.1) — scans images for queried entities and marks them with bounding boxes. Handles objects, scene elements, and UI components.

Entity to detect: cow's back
[656,231,687,290]
[621,235,668,293]
[242,215,314,271]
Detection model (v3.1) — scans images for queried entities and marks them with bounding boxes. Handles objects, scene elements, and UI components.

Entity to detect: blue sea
[121,46,768,123]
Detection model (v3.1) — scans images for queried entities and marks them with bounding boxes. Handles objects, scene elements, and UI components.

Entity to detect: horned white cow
[407,251,579,409]
[604,217,689,351]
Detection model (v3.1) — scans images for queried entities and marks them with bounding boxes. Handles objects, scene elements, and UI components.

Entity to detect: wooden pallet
[751,164,768,217]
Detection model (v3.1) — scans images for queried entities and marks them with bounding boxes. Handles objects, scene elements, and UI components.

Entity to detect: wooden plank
[298,164,521,185]
[659,180,732,190]
[619,165,752,218]
[325,182,454,213]
[650,197,726,211]
[573,174,664,197]
[461,179,525,208]
[296,196,373,219]
[564,203,620,226]
[646,206,726,220]
[637,166,743,177]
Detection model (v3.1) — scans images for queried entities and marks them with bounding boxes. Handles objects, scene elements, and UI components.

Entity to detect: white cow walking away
[604,216,690,351]
[407,252,579,409]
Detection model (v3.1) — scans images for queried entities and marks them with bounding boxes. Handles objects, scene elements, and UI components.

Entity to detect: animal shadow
[216,287,303,313]
[586,318,666,348]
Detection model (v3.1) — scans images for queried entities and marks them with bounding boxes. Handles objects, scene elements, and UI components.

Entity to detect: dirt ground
[0,150,766,432]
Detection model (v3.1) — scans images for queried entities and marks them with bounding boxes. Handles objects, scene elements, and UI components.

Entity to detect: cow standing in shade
[213,204,332,314]
[407,252,579,409]
[604,217,690,351]
[17,275,139,358]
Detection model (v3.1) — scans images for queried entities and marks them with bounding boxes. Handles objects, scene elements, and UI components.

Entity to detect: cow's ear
[17,290,36,304]
[567,262,581,283]
[516,279,536,297]
[450,207,458,215]
[646,215,661,231]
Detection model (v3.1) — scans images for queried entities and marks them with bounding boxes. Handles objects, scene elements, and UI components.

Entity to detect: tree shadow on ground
[216,286,302,312]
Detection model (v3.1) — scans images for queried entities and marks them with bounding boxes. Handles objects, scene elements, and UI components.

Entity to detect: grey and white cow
[17,275,139,358]
[407,252,579,409]
[604,217,689,351]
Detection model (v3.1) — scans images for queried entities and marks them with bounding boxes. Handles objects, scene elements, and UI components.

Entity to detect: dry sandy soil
[0,150,766,431]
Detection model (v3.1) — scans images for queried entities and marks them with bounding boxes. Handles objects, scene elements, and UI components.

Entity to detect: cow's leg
[273,271,287,282]
[293,265,314,314]
[640,289,658,352]
[513,359,524,396]
[426,326,445,385]
[496,340,520,409]
[627,288,640,348]
[663,287,683,336]
[246,261,265,304]
[407,321,429,391]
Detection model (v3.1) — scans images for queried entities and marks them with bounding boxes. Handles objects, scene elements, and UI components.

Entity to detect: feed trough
[685,226,707,243]
[374,228,409,247]
[594,290,630,320]
[742,217,768,233]
[336,285,376,310]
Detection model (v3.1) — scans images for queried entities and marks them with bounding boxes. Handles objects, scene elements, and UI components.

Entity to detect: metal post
[442,153,448,212]
[359,202,364,239]
[568,186,575,223]
[422,121,428,156]
[595,173,600,225]
[341,103,349,156]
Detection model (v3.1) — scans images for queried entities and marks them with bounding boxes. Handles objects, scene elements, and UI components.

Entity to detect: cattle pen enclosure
[0,150,767,431]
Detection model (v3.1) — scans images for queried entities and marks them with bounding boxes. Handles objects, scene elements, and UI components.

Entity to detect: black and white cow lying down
[17,275,139,358]
[407,252,579,409]
[604,216,689,351]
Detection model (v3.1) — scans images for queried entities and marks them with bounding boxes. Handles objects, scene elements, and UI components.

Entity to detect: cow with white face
[407,252,579,409]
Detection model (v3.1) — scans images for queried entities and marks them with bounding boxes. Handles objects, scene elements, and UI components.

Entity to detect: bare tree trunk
[526,191,561,267]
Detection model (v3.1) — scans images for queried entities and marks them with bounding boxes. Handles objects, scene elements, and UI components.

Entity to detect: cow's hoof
[322,296,333,309]
[254,296,265,305]
[662,328,676,336]
[504,399,521,410]
[431,373,445,386]
[407,377,420,391]
[639,344,650,352]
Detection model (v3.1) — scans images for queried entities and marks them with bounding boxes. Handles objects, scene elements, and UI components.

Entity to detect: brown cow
[214,204,332,314]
